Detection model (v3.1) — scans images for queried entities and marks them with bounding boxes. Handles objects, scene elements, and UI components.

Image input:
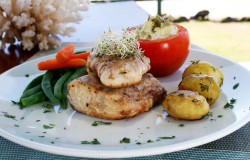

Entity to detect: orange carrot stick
[38,59,59,70]
[56,44,74,64]
[70,52,90,60]
[38,59,86,70]
[63,59,86,68]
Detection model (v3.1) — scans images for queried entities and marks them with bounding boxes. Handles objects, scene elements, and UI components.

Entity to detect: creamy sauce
[136,15,178,40]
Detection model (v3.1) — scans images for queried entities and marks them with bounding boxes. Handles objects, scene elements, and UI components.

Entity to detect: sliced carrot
[38,58,86,70]
[56,44,74,64]
[63,59,86,68]
[70,52,90,60]
[38,59,59,70]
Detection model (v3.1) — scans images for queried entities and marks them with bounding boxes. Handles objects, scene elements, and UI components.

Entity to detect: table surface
[0,1,250,160]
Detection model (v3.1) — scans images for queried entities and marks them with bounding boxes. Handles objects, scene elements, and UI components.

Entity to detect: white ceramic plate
[0,48,250,158]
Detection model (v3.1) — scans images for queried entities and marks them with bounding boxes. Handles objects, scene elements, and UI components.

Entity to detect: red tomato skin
[138,24,190,77]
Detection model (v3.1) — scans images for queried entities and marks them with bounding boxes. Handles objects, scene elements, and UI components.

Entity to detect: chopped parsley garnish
[38,136,45,138]
[51,141,55,144]
[224,103,234,109]
[20,117,24,120]
[210,66,216,72]
[43,110,52,113]
[36,120,41,122]
[11,100,21,106]
[119,71,127,74]
[81,138,100,145]
[25,74,30,77]
[207,112,213,117]
[91,121,112,126]
[190,60,200,64]
[147,140,154,143]
[233,83,239,89]
[192,99,199,103]
[43,124,55,129]
[179,124,184,127]
[2,112,16,120]
[230,98,237,104]
[178,93,185,97]
[42,104,53,109]
[14,124,19,127]
[224,98,237,109]
[136,142,142,145]
[206,98,213,103]
[120,137,130,144]
[158,136,176,139]
[233,76,236,80]
[199,83,209,91]
[218,115,223,118]
[91,138,101,145]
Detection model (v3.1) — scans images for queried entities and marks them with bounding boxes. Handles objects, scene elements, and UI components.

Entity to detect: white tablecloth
[60,1,148,43]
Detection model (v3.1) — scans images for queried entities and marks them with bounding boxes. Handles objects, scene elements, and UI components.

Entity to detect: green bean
[20,91,47,108]
[54,71,73,100]
[42,71,60,103]
[23,74,43,92]
[59,68,73,73]
[20,84,42,99]
[69,67,87,80]
[51,78,58,88]
[53,69,71,77]
[60,67,87,109]
[74,50,87,54]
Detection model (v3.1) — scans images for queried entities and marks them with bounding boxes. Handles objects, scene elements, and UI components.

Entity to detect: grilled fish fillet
[67,73,166,120]
[87,54,150,88]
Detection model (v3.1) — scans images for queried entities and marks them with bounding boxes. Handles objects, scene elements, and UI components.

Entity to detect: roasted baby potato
[182,61,224,86]
[162,90,209,120]
[179,74,220,105]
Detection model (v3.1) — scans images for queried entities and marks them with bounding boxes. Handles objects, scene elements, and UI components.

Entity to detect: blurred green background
[93,0,250,62]
[180,22,250,62]
[134,0,250,62]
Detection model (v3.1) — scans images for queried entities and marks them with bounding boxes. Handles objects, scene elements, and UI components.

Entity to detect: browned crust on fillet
[68,73,166,120]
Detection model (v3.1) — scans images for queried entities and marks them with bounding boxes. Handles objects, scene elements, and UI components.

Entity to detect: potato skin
[162,90,209,120]
[179,74,220,105]
[182,61,224,86]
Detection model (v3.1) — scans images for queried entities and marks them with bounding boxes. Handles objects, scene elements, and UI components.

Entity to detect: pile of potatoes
[162,61,224,120]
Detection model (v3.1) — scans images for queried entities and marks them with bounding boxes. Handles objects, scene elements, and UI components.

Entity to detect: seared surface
[67,73,166,120]
[87,54,150,88]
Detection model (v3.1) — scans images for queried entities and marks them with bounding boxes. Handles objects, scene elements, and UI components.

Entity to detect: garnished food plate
[0,48,250,158]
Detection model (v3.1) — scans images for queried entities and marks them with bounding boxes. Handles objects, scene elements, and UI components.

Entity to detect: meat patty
[87,54,150,88]
[67,73,166,120]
